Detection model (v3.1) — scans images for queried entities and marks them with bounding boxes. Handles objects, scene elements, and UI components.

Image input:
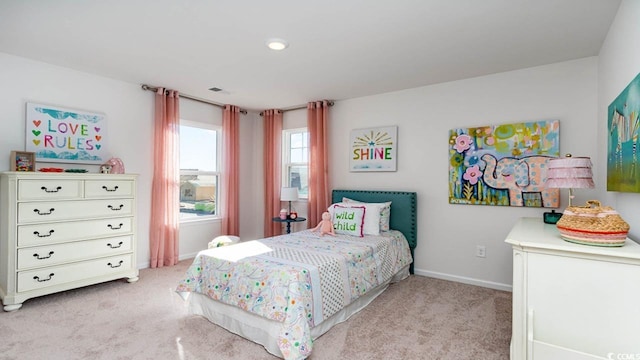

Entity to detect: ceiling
[0,1,621,111]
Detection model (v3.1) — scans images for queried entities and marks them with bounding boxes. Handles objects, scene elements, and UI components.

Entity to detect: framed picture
[448,120,560,207]
[607,72,640,193]
[10,151,36,172]
[350,126,398,172]
[25,102,108,164]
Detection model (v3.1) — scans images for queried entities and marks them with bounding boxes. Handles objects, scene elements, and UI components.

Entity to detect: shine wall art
[350,126,397,172]
[26,103,108,164]
[449,120,560,207]
[607,72,640,193]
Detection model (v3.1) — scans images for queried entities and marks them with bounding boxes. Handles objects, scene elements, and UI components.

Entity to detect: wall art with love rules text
[25,102,108,164]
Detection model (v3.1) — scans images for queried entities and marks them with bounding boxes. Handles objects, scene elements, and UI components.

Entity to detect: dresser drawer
[18,179,82,200]
[18,199,134,223]
[17,254,134,292]
[17,235,133,270]
[85,180,134,198]
[18,218,133,246]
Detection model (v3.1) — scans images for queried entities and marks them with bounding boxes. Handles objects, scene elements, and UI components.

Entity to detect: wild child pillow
[329,204,366,237]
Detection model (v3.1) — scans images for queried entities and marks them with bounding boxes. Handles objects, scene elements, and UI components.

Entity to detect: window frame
[179,119,222,223]
[282,127,309,200]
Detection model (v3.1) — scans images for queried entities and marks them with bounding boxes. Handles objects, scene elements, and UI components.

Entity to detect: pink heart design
[33,120,41,127]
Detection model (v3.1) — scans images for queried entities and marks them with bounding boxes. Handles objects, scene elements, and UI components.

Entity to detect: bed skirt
[185,264,410,358]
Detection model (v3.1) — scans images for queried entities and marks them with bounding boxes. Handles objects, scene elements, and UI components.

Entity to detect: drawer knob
[33,229,55,238]
[107,260,124,268]
[40,186,62,193]
[107,204,124,211]
[33,273,55,282]
[33,251,55,260]
[33,208,55,215]
[107,223,124,230]
[107,241,123,249]
[102,185,119,192]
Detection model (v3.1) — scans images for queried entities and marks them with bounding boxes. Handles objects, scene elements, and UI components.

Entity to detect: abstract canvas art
[25,103,108,164]
[607,72,640,193]
[449,120,560,207]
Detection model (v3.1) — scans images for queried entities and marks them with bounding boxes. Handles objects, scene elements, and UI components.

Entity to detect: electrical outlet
[476,245,486,258]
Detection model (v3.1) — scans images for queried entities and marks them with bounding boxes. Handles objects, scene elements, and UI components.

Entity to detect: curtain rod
[259,100,335,116]
[141,84,248,115]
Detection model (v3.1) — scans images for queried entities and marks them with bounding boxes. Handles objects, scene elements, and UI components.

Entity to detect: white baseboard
[179,252,199,261]
[137,252,199,270]
[414,269,512,292]
[138,257,513,293]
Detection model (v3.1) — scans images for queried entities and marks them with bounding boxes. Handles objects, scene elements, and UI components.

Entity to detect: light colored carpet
[0,260,511,360]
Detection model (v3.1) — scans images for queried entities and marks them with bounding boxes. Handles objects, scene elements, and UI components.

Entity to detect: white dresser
[506,217,640,360]
[0,172,139,311]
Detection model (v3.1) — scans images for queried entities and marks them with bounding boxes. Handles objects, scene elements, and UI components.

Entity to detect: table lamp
[545,154,595,223]
[280,187,299,216]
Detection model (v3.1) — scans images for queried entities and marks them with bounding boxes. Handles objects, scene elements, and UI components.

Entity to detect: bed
[176,190,417,360]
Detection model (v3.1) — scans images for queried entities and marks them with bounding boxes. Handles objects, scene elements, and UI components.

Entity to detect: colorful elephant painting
[448,119,560,207]
[481,154,559,207]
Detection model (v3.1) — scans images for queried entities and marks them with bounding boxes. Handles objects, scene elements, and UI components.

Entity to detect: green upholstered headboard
[332,189,417,272]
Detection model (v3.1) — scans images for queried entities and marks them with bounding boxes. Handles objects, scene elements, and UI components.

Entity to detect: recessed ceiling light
[266,38,289,51]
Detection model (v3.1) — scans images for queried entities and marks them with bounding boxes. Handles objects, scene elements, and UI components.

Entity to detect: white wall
[0,53,153,268]
[598,0,640,240]
[238,111,264,241]
[0,52,262,268]
[330,57,602,290]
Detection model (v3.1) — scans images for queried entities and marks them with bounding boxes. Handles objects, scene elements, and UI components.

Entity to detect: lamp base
[543,210,563,224]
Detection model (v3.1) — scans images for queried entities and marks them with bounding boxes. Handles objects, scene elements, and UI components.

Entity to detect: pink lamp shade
[545,155,594,208]
[546,156,595,189]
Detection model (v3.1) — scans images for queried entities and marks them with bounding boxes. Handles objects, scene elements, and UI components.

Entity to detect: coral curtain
[149,88,180,268]
[221,105,240,236]
[263,109,283,237]
[307,100,331,228]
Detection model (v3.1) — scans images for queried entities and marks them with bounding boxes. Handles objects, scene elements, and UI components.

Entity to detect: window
[179,120,221,220]
[283,128,309,198]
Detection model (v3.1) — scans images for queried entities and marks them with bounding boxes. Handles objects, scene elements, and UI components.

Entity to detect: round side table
[272,217,307,234]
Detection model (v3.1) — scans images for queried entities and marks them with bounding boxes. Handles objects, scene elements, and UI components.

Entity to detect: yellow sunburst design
[353,131,394,147]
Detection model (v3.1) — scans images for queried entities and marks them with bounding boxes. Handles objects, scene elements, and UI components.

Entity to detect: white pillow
[328,204,366,237]
[342,197,392,233]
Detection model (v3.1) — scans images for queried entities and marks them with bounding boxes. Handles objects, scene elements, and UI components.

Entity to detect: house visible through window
[283,128,309,198]
[179,120,221,220]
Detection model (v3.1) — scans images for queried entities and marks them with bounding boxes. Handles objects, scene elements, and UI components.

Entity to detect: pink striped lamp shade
[545,155,594,207]
[546,156,595,189]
